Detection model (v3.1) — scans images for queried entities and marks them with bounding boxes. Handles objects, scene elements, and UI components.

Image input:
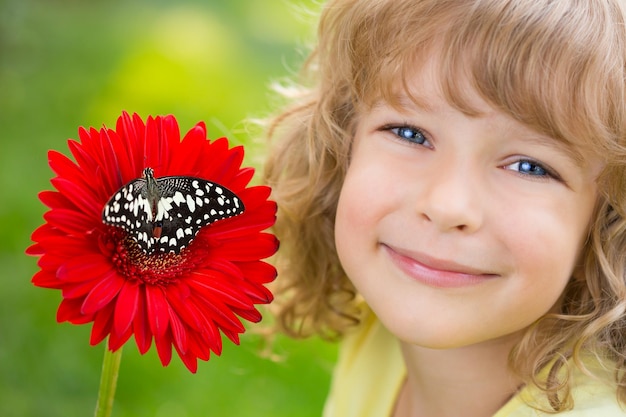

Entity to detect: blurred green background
[0,0,337,416]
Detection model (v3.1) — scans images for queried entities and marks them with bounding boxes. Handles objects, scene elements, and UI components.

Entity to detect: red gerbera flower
[27,111,278,373]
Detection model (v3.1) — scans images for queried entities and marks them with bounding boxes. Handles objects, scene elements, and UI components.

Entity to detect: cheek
[335,170,372,252]
[336,160,385,231]
[500,205,588,296]
[335,159,393,267]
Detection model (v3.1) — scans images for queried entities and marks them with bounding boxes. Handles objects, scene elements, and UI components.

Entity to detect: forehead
[374,52,596,168]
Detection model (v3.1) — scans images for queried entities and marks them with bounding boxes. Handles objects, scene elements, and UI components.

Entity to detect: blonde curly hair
[264,0,626,410]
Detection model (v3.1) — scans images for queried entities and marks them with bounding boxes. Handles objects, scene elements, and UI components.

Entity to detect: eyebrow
[377,94,588,168]
[377,93,436,113]
[502,127,587,168]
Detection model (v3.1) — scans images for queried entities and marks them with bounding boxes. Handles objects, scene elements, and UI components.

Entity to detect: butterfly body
[102,167,244,254]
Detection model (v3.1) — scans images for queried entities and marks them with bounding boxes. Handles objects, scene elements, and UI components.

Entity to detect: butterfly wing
[102,178,158,253]
[152,176,245,254]
[102,173,244,255]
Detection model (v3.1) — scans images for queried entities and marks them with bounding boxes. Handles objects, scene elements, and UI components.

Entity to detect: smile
[382,244,499,288]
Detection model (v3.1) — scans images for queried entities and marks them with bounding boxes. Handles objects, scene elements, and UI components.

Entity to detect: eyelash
[383,124,432,148]
[504,159,561,182]
[382,124,562,182]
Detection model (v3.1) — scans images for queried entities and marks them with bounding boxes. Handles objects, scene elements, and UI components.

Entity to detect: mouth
[382,244,499,288]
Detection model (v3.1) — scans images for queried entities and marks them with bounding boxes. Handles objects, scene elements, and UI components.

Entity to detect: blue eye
[518,160,547,176]
[506,159,559,180]
[388,126,429,146]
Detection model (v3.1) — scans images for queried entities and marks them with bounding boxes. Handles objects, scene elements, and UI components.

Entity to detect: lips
[382,244,499,288]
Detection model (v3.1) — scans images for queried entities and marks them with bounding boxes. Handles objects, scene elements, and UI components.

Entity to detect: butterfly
[102,167,244,254]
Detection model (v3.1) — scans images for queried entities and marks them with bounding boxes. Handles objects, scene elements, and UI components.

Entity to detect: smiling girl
[265,0,626,416]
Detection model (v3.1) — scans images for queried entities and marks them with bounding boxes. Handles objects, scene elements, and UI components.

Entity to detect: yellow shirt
[322,313,624,417]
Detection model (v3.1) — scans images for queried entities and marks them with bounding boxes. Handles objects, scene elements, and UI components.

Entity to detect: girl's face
[334,63,600,349]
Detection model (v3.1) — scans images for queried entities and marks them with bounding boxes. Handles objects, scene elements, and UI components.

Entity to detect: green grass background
[0,0,337,416]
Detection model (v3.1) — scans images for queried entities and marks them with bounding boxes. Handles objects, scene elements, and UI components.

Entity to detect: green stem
[94,345,123,417]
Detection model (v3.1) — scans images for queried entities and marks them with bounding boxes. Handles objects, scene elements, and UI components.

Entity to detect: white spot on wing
[173,191,186,206]
[186,194,196,213]
[159,197,172,212]
[137,196,152,221]
[156,198,171,221]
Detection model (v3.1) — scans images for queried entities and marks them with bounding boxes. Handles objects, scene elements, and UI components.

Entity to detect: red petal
[90,303,114,346]
[174,331,201,373]
[185,328,211,361]
[50,177,101,217]
[32,270,60,288]
[57,298,92,323]
[133,289,152,354]
[44,209,96,236]
[227,167,255,191]
[31,223,88,249]
[150,115,179,173]
[168,126,206,175]
[145,285,170,339]
[68,135,98,174]
[237,261,277,284]
[108,127,139,183]
[98,128,125,194]
[176,350,198,373]
[202,270,272,304]
[62,277,102,299]
[204,259,244,280]
[209,233,278,261]
[164,115,182,146]
[117,113,147,174]
[81,272,124,315]
[108,326,132,351]
[207,142,244,183]
[181,121,206,142]
[207,208,277,240]
[57,254,114,283]
[25,243,44,256]
[222,327,241,345]
[192,304,223,355]
[164,285,202,331]
[168,305,188,355]
[238,184,272,205]
[47,150,87,186]
[30,223,64,244]
[194,292,245,333]
[231,306,262,323]
[116,111,141,150]
[38,190,73,210]
[36,240,93,266]
[188,272,254,310]
[155,331,173,367]
[113,281,140,336]
[144,115,179,173]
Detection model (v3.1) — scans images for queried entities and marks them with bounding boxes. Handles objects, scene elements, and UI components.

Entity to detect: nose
[415,158,484,233]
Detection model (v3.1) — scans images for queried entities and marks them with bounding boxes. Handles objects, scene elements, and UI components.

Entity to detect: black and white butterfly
[102,167,245,254]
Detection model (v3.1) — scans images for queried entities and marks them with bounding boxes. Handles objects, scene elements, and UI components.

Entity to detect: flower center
[103,228,205,286]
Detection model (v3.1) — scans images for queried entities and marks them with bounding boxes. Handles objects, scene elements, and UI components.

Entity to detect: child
[264,0,626,415]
